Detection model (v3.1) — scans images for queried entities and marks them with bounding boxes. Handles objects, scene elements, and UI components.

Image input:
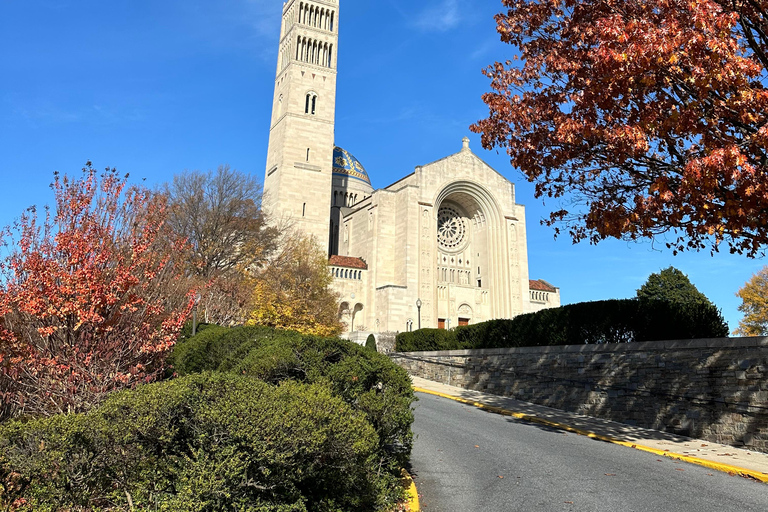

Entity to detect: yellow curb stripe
[414,387,768,484]
[401,468,420,511]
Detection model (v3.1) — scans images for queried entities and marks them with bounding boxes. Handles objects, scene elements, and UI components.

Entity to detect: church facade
[263,0,560,334]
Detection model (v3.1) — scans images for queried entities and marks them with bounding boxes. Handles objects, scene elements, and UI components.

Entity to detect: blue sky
[0,0,762,332]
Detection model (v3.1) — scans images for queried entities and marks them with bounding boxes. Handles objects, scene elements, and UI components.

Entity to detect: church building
[263,0,560,334]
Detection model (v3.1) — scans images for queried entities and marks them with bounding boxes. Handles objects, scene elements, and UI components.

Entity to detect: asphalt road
[410,392,768,512]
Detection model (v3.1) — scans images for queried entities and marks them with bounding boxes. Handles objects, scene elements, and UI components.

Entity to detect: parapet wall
[391,337,768,452]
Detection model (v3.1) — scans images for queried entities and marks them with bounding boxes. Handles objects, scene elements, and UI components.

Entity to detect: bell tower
[263,0,339,253]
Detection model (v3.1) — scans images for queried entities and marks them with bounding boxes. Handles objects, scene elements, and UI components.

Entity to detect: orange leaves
[0,164,194,420]
[473,0,768,257]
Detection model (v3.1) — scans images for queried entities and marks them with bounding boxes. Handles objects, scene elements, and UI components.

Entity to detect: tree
[734,266,768,335]
[472,0,768,257]
[0,164,194,420]
[247,232,342,337]
[365,334,377,352]
[636,267,711,305]
[635,267,729,338]
[164,166,278,325]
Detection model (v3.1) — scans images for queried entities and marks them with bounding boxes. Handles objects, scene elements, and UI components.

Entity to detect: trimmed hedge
[0,373,383,511]
[171,327,414,474]
[396,299,729,352]
[2,328,416,511]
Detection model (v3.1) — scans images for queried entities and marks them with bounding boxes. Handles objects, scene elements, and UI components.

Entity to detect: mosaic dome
[333,147,371,186]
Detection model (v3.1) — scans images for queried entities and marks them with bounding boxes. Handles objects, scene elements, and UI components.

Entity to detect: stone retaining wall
[391,337,768,452]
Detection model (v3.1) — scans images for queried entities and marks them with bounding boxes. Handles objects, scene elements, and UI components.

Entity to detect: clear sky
[0,0,762,332]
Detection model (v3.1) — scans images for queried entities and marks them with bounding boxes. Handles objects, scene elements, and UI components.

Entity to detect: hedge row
[2,327,416,511]
[396,299,729,352]
[1,374,382,511]
[168,326,414,470]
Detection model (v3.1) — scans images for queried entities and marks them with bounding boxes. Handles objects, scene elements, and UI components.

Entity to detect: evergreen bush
[395,298,728,352]
[0,374,386,511]
[365,334,377,352]
[169,327,415,492]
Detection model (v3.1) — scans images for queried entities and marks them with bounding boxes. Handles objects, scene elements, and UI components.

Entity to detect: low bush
[167,327,415,499]
[395,298,729,351]
[1,373,386,511]
[170,328,414,475]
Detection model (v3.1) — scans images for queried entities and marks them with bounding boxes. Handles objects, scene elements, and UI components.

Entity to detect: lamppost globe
[416,298,422,330]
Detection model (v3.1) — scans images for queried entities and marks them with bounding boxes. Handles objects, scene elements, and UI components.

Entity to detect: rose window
[437,205,468,251]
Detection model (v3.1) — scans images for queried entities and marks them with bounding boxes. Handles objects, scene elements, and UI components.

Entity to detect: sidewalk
[411,376,768,483]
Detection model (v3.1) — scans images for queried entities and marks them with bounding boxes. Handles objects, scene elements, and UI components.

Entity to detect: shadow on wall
[391,338,768,452]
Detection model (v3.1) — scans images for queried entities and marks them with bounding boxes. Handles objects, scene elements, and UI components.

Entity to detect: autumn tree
[734,266,768,335]
[247,232,342,337]
[0,165,194,420]
[472,0,768,257]
[164,166,278,325]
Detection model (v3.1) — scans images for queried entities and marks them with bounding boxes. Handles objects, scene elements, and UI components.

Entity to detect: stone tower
[263,0,339,254]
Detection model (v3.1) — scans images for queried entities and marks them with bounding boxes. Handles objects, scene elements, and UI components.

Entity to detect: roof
[333,147,371,186]
[329,255,368,270]
[529,279,558,293]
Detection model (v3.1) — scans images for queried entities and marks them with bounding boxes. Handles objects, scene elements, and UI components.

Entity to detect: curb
[414,387,768,484]
[401,468,420,511]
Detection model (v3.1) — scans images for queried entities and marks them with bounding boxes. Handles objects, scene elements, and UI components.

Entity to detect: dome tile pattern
[333,147,371,185]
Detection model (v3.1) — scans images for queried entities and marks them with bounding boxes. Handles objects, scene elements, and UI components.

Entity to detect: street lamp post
[416,298,422,330]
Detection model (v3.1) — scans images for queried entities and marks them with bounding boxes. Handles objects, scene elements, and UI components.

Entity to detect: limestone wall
[391,337,768,452]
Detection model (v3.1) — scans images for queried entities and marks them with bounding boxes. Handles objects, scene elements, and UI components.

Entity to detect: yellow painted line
[414,387,768,484]
[401,468,420,511]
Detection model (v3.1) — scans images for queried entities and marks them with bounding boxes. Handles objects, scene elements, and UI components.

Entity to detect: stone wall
[391,337,768,452]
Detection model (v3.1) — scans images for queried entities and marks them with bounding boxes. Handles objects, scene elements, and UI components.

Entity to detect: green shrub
[394,328,460,352]
[365,334,377,352]
[168,325,298,376]
[0,373,387,511]
[395,298,728,352]
[167,326,415,493]
[232,333,414,472]
[635,299,729,341]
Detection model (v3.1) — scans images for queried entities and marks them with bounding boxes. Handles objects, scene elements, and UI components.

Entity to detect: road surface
[411,392,768,511]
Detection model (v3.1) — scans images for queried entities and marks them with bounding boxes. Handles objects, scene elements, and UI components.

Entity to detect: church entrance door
[438,318,446,329]
[458,318,470,327]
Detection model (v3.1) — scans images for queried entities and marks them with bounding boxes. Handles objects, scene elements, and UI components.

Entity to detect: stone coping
[392,336,768,358]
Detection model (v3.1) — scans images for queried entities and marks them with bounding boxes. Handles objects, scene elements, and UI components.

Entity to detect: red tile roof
[529,279,558,293]
[329,255,368,270]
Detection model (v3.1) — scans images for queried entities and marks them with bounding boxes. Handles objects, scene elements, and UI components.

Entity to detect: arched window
[302,203,306,217]
[305,92,317,115]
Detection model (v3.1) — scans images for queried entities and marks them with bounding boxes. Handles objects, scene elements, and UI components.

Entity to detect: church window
[306,148,310,161]
[305,92,317,115]
[330,12,335,32]
[437,205,468,252]
[477,279,482,288]
[302,203,306,216]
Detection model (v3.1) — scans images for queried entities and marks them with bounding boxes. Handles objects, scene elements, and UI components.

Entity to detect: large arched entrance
[431,181,507,325]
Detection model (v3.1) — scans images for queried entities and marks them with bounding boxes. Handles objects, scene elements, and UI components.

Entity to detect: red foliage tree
[0,164,194,419]
[472,0,768,257]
